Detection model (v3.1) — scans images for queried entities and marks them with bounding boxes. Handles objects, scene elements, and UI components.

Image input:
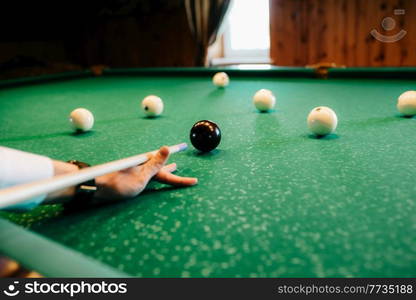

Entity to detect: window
[211,0,271,65]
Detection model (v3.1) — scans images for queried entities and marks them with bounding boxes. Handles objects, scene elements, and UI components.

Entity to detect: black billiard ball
[190,120,221,152]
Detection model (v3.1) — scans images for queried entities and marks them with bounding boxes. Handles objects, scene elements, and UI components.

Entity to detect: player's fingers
[162,163,177,173]
[154,170,198,187]
[119,147,170,195]
[122,153,155,175]
[139,146,170,177]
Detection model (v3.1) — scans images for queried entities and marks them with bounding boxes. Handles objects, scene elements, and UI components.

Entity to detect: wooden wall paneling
[326,0,340,64]
[305,0,315,65]
[270,0,416,67]
[344,0,357,66]
[297,0,307,65]
[355,0,371,66]
[395,0,409,65]
[314,0,328,64]
[388,0,408,66]
[0,2,198,69]
[324,0,339,61]
[370,0,390,66]
[404,0,416,65]
[294,0,307,65]
[269,0,287,65]
[270,0,300,65]
[386,0,401,66]
[81,6,197,68]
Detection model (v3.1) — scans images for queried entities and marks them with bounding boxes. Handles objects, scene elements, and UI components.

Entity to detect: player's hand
[95,146,198,201]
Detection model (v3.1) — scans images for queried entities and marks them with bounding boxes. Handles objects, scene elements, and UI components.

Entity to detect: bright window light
[227,0,270,51]
[210,0,271,65]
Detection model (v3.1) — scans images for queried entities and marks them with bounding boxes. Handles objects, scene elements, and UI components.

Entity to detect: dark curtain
[185,0,231,66]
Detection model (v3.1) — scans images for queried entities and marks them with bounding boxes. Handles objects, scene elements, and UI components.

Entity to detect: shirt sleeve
[0,146,54,211]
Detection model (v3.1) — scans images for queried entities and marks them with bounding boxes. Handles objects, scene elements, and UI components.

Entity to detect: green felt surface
[0,71,416,277]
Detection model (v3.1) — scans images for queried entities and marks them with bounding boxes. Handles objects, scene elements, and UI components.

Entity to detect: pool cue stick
[0,143,188,209]
[0,219,129,277]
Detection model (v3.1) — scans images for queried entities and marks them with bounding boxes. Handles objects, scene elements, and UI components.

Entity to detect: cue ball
[253,89,276,112]
[190,120,221,152]
[307,106,338,136]
[397,90,416,116]
[212,72,229,88]
[141,95,164,117]
[69,108,94,132]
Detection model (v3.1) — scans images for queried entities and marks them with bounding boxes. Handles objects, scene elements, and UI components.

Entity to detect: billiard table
[0,66,415,278]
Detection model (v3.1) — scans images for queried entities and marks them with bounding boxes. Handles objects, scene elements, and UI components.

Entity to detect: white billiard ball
[397,90,416,116]
[69,108,94,132]
[253,89,276,112]
[141,95,164,117]
[307,106,338,136]
[212,72,229,87]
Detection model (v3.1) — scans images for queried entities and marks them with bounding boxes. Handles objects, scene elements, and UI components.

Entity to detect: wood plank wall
[0,1,197,69]
[81,7,197,67]
[270,0,416,66]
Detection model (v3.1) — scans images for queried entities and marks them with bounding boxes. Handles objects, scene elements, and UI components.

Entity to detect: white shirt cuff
[0,146,54,211]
